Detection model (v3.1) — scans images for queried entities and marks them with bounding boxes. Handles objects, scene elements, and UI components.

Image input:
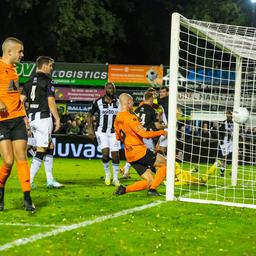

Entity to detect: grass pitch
[0,158,255,255]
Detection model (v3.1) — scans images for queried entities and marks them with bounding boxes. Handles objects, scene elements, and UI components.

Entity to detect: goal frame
[166,12,256,209]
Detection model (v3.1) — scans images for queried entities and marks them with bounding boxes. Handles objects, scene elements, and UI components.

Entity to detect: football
[232,107,250,124]
[146,69,158,82]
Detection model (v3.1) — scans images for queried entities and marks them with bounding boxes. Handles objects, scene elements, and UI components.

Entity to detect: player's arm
[87,101,98,140]
[48,96,60,132]
[20,93,30,130]
[130,116,167,138]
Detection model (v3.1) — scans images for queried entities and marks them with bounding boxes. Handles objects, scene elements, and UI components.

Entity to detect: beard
[106,92,115,99]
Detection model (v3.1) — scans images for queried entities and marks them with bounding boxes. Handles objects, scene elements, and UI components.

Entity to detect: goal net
[166,13,256,208]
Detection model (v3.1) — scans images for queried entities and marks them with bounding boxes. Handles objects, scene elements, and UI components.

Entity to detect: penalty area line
[0,200,166,252]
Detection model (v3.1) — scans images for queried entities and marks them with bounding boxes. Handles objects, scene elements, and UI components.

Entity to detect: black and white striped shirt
[89,95,119,133]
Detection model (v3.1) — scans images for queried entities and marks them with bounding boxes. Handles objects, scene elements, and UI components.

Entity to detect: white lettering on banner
[71,144,83,157]
[52,138,102,158]
[83,144,95,158]
[57,143,70,157]
[52,70,107,80]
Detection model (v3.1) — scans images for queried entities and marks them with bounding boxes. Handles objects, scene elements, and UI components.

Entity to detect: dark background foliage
[0,0,252,64]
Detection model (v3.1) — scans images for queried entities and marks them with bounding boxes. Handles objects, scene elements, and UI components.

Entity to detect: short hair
[160,86,169,92]
[36,56,54,69]
[147,87,156,93]
[2,37,23,53]
[143,91,154,101]
[105,82,115,88]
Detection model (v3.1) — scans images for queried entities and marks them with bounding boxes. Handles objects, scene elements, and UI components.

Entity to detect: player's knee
[35,151,45,161]
[3,160,13,170]
[102,156,110,163]
[112,158,120,164]
[45,148,54,156]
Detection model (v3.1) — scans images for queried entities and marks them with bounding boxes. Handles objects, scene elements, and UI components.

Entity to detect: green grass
[0,158,256,255]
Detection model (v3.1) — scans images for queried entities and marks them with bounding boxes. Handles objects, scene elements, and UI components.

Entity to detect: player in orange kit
[114,93,167,196]
[0,37,35,211]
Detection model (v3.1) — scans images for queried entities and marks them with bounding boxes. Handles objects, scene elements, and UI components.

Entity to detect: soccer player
[217,110,233,177]
[21,56,63,188]
[0,37,35,211]
[157,86,169,156]
[87,82,121,186]
[120,91,166,178]
[174,161,218,185]
[114,93,167,196]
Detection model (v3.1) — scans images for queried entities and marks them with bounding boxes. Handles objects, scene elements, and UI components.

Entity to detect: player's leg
[44,142,64,188]
[149,152,166,192]
[29,119,46,186]
[110,134,121,186]
[114,150,160,196]
[12,117,35,211]
[0,139,14,211]
[96,131,112,185]
[120,161,131,178]
[200,161,219,183]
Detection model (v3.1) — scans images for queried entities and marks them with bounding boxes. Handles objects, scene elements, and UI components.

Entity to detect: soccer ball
[146,69,158,82]
[232,107,250,124]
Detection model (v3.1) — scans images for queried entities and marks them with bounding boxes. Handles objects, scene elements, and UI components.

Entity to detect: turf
[0,158,255,255]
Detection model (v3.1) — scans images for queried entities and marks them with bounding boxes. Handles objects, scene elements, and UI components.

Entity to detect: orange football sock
[17,161,30,192]
[150,165,166,190]
[126,180,149,193]
[0,165,12,187]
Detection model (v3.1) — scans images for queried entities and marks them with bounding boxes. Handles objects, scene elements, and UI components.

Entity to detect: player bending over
[114,93,167,196]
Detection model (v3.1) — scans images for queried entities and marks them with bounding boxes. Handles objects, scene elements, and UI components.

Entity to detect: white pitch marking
[0,223,61,228]
[0,200,166,252]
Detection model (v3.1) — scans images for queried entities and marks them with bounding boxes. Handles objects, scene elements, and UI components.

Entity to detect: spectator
[66,120,80,135]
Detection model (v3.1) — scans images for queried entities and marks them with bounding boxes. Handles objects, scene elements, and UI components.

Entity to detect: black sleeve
[89,100,99,115]
[47,79,55,98]
[21,82,29,97]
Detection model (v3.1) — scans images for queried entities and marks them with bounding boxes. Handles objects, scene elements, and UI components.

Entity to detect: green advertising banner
[16,62,108,86]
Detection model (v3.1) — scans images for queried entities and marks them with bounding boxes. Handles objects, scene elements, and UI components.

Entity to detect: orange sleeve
[129,116,165,138]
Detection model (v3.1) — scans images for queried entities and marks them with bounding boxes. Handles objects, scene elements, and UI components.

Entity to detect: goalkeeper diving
[174,161,220,185]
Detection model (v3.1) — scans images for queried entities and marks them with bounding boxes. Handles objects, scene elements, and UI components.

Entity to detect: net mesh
[171,15,256,207]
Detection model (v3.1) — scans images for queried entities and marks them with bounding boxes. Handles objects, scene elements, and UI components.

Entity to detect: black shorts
[130,149,156,176]
[0,117,27,141]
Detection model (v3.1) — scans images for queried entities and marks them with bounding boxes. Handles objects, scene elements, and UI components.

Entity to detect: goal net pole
[166,12,180,201]
[231,57,243,186]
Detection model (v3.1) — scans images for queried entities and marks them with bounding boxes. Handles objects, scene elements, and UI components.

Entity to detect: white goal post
[166,13,256,208]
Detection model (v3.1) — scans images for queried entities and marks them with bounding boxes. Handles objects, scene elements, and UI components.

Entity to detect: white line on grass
[0,223,61,228]
[0,200,166,252]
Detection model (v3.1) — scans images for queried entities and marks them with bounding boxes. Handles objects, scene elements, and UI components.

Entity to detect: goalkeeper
[175,161,219,185]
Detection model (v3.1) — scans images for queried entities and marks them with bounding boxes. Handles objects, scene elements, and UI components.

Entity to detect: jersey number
[30,85,37,101]
[136,113,146,126]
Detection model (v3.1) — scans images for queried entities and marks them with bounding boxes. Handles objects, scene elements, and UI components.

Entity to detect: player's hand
[163,130,168,136]
[0,100,7,113]
[54,118,61,132]
[88,130,95,140]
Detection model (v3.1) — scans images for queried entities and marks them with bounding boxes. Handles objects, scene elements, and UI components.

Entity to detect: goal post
[166,13,256,208]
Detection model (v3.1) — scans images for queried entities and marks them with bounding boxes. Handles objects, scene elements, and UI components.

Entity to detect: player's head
[143,91,154,106]
[119,93,133,111]
[159,86,169,99]
[226,110,233,121]
[2,37,24,64]
[105,82,116,99]
[147,87,158,99]
[36,56,54,74]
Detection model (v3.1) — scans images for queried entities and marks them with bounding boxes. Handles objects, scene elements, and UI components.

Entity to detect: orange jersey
[0,59,26,121]
[114,111,165,162]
